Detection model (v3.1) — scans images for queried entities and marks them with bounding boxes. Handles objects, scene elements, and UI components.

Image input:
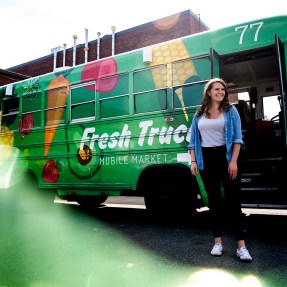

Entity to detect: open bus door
[210,48,222,78]
[275,35,287,152]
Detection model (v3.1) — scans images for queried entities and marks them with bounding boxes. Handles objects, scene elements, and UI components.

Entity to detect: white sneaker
[236,247,252,261]
[211,244,223,256]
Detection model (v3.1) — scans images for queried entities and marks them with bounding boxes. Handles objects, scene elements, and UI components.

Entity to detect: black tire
[142,165,198,220]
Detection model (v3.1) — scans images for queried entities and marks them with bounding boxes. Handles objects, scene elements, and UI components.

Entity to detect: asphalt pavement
[1,192,287,287]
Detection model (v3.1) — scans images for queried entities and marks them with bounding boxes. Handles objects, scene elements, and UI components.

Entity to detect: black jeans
[199,145,245,240]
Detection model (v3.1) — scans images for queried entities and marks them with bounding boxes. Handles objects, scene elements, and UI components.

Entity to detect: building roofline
[7,9,209,70]
[0,68,29,79]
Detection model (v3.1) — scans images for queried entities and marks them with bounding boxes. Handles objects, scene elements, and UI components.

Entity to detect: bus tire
[140,164,198,220]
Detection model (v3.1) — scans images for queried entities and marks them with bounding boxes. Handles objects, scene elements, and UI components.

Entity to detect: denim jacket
[187,106,244,170]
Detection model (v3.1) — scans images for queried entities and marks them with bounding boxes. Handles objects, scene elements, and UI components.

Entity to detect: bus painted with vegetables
[0,15,286,214]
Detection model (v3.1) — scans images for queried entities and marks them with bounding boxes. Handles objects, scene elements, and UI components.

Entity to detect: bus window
[133,66,167,114]
[172,57,210,108]
[135,90,167,113]
[22,93,42,129]
[1,97,19,130]
[99,73,129,118]
[173,81,204,109]
[263,95,281,120]
[2,97,19,115]
[100,95,129,118]
[134,66,166,92]
[45,87,67,126]
[71,82,95,122]
[172,57,211,86]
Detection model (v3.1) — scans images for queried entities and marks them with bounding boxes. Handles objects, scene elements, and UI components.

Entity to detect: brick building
[1,9,208,83]
[0,69,29,86]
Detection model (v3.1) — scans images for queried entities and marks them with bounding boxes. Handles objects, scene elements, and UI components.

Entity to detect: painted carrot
[44,75,70,157]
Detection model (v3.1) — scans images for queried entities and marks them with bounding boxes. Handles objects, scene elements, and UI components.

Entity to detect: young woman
[188,78,252,262]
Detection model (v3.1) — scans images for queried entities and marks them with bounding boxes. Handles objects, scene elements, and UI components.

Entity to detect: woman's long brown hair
[196,78,231,118]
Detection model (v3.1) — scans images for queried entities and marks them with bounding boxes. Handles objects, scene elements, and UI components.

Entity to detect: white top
[198,115,225,147]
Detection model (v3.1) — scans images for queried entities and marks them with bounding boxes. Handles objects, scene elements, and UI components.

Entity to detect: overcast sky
[1,0,287,69]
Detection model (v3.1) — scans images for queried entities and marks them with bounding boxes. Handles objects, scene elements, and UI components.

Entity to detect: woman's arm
[228,143,241,180]
[189,149,198,176]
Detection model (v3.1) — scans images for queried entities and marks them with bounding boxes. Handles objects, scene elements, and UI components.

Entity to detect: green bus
[0,15,286,214]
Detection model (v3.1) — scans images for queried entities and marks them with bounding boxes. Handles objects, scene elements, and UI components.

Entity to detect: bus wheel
[142,166,197,220]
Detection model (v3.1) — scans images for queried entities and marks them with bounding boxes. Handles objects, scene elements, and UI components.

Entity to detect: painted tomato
[18,113,34,135]
[42,159,59,183]
[81,58,118,93]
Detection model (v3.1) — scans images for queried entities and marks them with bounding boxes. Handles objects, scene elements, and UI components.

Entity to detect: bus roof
[1,14,287,90]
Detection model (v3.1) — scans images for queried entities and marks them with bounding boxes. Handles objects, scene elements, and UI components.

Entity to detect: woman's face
[208,82,225,103]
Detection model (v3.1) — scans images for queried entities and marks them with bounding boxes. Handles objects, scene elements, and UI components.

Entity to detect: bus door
[275,35,287,151]
[210,48,222,78]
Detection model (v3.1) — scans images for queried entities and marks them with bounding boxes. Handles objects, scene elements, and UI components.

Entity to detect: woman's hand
[228,161,238,180]
[190,162,198,176]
